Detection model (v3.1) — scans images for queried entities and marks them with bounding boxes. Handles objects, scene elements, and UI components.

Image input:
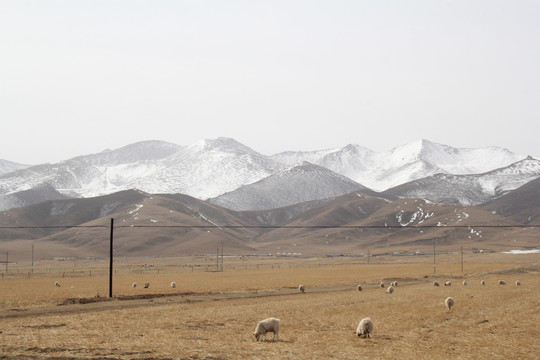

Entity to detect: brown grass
[0,253,539,359]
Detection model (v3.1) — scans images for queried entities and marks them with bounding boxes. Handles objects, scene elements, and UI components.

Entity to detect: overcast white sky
[1,1,539,164]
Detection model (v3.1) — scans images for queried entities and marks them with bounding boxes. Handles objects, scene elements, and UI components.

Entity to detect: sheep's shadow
[254,339,293,343]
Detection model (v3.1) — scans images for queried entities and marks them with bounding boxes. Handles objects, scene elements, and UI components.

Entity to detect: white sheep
[299,284,305,293]
[132,282,137,288]
[357,284,363,292]
[387,286,394,294]
[254,317,280,341]
[54,281,61,287]
[171,281,176,288]
[445,297,454,310]
[379,282,385,288]
[390,281,398,287]
[144,282,150,288]
[481,280,486,285]
[498,280,506,285]
[516,280,521,286]
[462,281,467,286]
[444,281,452,286]
[433,281,440,286]
[356,317,374,338]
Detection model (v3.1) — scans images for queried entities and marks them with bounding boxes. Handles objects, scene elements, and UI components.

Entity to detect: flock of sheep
[254,278,522,341]
[53,276,522,342]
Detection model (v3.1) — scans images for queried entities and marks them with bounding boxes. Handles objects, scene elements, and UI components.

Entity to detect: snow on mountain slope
[0,137,286,207]
[0,159,29,175]
[74,140,183,166]
[0,137,534,212]
[208,162,370,211]
[271,147,341,165]
[115,138,287,199]
[383,158,540,205]
[272,139,525,191]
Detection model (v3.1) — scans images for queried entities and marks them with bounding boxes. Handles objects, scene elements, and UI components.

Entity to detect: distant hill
[481,176,540,225]
[208,162,373,211]
[382,158,540,205]
[1,187,537,260]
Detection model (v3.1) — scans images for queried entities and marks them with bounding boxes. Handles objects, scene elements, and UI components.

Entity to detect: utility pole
[221,240,224,272]
[433,240,436,275]
[109,218,114,298]
[5,252,8,274]
[461,246,464,273]
[31,244,34,274]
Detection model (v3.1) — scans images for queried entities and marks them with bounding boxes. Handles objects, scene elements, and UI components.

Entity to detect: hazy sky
[1,1,539,164]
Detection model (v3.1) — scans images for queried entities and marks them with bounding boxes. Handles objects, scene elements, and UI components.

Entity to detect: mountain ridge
[0,138,535,213]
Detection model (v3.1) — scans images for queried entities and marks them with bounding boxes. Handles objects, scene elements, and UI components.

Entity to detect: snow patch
[502,249,540,254]
[128,204,143,215]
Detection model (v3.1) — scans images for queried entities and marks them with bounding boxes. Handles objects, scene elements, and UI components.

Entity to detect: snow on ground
[502,249,540,254]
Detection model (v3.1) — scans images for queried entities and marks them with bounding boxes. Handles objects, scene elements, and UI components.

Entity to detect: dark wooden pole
[109,218,114,298]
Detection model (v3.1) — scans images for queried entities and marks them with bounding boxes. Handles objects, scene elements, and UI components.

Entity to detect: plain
[0,253,539,359]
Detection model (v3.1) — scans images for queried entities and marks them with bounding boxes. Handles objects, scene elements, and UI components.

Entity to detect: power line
[0,225,109,229]
[1,224,540,230]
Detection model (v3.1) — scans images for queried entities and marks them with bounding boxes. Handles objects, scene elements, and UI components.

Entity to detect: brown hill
[481,177,540,225]
[251,195,533,256]
[1,189,538,260]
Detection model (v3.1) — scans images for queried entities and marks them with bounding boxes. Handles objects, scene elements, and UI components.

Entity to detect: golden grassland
[0,252,539,359]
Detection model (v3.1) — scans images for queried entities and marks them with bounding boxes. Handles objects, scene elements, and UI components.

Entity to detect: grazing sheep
[516,280,521,286]
[171,281,176,288]
[144,282,150,288]
[390,281,398,287]
[481,280,486,285]
[462,281,467,286]
[356,317,374,338]
[433,281,440,286]
[444,281,452,286]
[357,284,363,291]
[131,282,137,288]
[445,297,454,310]
[498,280,506,285]
[254,318,280,341]
[298,284,305,293]
[379,282,385,288]
[387,286,394,294]
[54,281,61,287]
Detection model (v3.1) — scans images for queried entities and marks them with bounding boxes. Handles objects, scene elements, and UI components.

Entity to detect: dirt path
[0,277,426,321]
[0,284,345,320]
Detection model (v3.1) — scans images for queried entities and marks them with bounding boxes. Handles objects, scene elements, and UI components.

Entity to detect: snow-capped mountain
[0,137,535,212]
[129,138,286,198]
[382,157,540,205]
[0,138,286,210]
[271,139,525,191]
[209,162,371,211]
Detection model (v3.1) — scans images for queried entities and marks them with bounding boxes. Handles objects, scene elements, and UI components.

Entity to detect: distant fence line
[0,250,494,280]
[2,221,539,282]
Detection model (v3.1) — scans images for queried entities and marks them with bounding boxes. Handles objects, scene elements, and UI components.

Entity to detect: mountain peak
[0,159,30,175]
[191,137,259,155]
[71,140,182,166]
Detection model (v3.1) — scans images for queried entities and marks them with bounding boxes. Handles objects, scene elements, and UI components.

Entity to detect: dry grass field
[0,253,539,359]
